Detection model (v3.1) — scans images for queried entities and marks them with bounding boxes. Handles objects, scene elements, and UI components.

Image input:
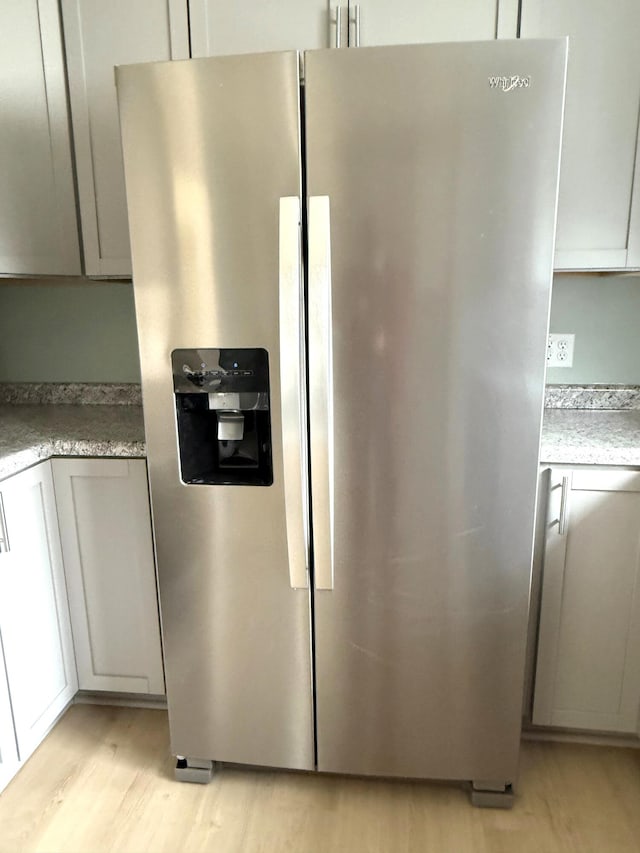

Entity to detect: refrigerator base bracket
[174,756,217,784]
[470,781,514,809]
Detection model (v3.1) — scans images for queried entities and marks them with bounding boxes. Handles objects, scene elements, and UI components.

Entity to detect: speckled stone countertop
[540,409,640,466]
[1,383,640,478]
[0,404,145,481]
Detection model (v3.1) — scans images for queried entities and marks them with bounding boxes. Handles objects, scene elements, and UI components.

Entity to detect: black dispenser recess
[172,348,273,486]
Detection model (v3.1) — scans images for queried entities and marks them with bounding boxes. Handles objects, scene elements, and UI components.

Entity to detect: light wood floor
[1,705,639,853]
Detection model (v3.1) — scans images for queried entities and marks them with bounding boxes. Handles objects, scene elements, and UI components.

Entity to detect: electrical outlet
[547,333,575,368]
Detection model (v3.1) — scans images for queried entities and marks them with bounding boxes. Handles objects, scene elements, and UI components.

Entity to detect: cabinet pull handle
[350,4,361,46]
[335,6,343,48]
[0,493,9,553]
[558,475,570,536]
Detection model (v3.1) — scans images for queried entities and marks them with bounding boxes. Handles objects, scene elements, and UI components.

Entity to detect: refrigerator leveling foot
[174,756,217,784]
[470,781,515,809]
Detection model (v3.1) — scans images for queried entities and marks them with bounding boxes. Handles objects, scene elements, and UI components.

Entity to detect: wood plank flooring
[1,705,639,852]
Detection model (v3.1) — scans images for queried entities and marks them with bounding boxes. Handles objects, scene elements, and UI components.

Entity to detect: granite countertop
[540,408,640,466]
[0,403,145,481]
[1,383,640,480]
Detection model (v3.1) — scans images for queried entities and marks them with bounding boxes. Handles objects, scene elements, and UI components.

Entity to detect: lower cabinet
[0,456,165,794]
[533,467,640,734]
[0,461,78,780]
[0,645,19,794]
[52,459,165,695]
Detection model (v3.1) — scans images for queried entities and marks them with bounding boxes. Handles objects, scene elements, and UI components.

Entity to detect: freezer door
[305,40,566,782]
[117,52,314,770]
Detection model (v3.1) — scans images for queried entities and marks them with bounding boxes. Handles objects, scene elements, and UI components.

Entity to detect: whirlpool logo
[488,75,531,92]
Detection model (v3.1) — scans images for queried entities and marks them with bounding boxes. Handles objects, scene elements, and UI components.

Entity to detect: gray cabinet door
[52,459,165,695]
[0,462,77,765]
[189,0,336,57]
[0,638,19,795]
[0,0,80,276]
[62,0,189,277]
[520,0,640,270]
[344,0,518,46]
[533,468,640,733]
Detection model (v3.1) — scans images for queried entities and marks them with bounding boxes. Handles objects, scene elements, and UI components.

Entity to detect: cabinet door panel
[520,0,640,269]
[533,469,640,733]
[189,0,333,57]
[0,642,19,795]
[347,0,513,47]
[62,0,189,276]
[0,0,80,275]
[53,459,165,695]
[0,463,77,762]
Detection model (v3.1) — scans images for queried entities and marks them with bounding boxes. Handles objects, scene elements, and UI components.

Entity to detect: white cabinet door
[0,641,19,795]
[0,0,80,276]
[0,462,77,764]
[520,0,640,270]
[533,468,640,733]
[344,0,517,47]
[62,0,189,276]
[53,459,165,695]
[189,0,336,57]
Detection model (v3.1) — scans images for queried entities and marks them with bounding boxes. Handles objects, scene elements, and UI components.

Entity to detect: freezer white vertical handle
[308,196,334,591]
[279,197,309,590]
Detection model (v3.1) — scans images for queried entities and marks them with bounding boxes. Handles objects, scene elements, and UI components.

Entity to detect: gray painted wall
[0,273,638,385]
[0,279,140,382]
[547,273,640,384]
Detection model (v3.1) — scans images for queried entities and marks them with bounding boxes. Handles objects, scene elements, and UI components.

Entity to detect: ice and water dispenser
[172,349,273,486]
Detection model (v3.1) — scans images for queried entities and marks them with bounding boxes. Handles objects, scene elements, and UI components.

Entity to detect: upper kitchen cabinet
[188,0,518,57]
[0,0,81,276]
[61,1,189,277]
[520,0,640,270]
[188,0,338,57]
[342,0,519,47]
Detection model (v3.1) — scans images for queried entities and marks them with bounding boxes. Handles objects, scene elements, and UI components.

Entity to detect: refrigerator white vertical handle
[279,197,309,590]
[308,196,334,591]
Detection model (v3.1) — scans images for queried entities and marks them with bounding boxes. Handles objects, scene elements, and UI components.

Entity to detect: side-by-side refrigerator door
[117,52,314,771]
[305,40,566,783]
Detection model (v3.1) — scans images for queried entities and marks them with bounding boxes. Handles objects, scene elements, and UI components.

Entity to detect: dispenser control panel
[171,348,273,487]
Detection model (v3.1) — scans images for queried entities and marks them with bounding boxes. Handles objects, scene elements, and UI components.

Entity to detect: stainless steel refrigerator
[116,39,567,804]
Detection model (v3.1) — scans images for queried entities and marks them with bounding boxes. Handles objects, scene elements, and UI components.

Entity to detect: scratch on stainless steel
[305,40,567,781]
[116,52,314,770]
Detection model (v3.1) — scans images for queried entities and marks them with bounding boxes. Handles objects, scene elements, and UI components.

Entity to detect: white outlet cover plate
[547,333,575,368]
